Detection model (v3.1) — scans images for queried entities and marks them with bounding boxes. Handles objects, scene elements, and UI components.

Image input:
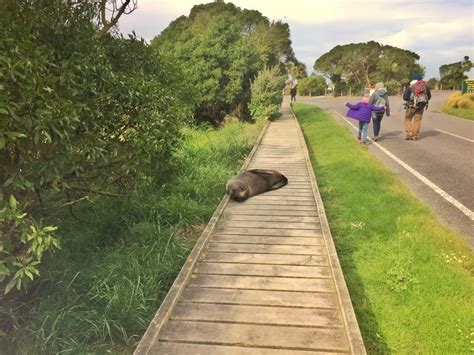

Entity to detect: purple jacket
[346,102,385,123]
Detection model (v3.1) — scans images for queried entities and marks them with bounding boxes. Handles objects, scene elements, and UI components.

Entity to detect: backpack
[374,94,386,107]
[411,80,428,108]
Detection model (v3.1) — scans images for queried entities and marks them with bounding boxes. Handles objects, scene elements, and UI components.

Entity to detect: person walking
[345,97,385,145]
[403,73,431,140]
[290,86,297,102]
[368,82,390,141]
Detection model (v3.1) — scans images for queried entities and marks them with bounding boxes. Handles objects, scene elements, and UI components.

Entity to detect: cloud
[118,0,474,78]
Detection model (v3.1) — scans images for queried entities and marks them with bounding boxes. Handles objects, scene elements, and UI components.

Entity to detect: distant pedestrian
[290,86,297,101]
[346,97,385,145]
[403,73,431,140]
[368,82,390,141]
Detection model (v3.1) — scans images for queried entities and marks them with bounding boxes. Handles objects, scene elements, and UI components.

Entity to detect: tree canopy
[151,1,297,124]
[439,56,472,90]
[313,41,424,94]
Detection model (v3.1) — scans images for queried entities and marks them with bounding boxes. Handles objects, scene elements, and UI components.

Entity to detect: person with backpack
[368,82,390,141]
[345,96,385,145]
[403,73,431,141]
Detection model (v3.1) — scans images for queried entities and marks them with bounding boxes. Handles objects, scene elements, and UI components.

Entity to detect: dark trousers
[372,111,385,136]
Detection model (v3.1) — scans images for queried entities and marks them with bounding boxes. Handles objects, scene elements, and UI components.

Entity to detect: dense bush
[249,66,286,119]
[0,0,191,300]
[152,1,296,124]
[297,75,327,96]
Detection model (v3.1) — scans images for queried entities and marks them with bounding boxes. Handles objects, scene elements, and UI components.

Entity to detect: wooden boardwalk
[135,101,366,354]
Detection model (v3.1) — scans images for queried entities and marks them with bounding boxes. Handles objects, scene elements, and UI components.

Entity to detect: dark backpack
[411,80,428,108]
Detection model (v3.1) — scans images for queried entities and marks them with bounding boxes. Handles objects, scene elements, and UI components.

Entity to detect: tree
[439,56,472,90]
[151,1,296,124]
[297,76,327,96]
[314,42,424,95]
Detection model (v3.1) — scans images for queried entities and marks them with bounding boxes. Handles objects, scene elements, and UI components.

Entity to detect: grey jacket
[369,89,390,116]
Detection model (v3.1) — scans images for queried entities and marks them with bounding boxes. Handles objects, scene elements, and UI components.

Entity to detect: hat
[412,73,423,81]
[375,82,385,89]
[361,97,369,104]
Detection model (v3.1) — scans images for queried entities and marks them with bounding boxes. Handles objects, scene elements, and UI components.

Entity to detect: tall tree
[439,56,472,90]
[314,42,424,94]
[151,1,296,124]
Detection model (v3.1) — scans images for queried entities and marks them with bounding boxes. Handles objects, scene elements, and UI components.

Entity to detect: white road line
[435,129,474,143]
[331,110,474,221]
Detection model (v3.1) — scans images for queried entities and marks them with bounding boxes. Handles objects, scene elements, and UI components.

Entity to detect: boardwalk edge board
[133,121,271,354]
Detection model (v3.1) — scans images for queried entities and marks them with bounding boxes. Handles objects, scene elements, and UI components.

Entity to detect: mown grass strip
[293,103,473,354]
[440,107,474,120]
[9,119,266,354]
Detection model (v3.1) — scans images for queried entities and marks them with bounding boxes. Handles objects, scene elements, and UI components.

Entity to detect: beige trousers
[404,108,424,138]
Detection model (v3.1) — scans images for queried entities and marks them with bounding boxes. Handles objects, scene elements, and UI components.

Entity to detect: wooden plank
[217,220,320,229]
[188,274,335,293]
[228,205,316,211]
[159,320,351,352]
[204,252,328,266]
[180,287,339,309]
[171,303,343,328]
[150,342,349,355]
[236,200,315,206]
[194,262,331,278]
[220,215,319,223]
[213,227,323,237]
[249,196,315,202]
[225,209,318,217]
[207,243,325,255]
[211,235,324,246]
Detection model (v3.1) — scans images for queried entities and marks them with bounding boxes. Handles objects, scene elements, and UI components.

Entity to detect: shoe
[412,136,418,141]
[355,136,361,142]
[359,141,370,146]
[373,136,379,142]
[405,135,412,140]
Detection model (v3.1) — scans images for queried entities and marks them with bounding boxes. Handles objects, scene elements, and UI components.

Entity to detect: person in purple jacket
[346,97,385,145]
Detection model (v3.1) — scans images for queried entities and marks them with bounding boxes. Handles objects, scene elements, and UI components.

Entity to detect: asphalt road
[295,91,474,248]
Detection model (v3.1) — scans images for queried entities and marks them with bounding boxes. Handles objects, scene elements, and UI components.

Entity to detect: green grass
[440,107,474,120]
[7,119,266,354]
[293,103,474,354]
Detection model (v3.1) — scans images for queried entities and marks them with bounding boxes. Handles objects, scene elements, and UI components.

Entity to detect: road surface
[296,91,474,248]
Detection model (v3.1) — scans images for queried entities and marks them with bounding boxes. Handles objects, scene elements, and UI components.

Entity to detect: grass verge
[7,118,266,354]
[440,107,474,120]
[293,103,473,354]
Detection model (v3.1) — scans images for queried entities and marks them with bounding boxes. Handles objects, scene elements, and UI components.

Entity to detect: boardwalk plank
[211,235,324,245]
[204,252,328,266]
[171,303,343,327]
[150,342,349,354]
[207,242,325,255]
[159,320,351,352]
[194,262,331,278]
[188,274,335,293]
[180,287,339,308]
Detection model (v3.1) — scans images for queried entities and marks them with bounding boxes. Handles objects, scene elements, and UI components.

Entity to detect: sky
[117,0,474,79]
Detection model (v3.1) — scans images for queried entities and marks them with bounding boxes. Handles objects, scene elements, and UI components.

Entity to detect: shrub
[0,0,191,301]
[444,91,474,109]
[249,66,286,119]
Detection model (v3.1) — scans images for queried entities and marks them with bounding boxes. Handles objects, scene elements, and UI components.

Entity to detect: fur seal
[226,169,288,201]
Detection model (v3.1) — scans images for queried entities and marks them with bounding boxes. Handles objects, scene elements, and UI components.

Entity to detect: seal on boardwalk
[226,169,288,201]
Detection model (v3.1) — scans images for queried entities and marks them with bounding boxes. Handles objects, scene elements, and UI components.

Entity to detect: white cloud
[118,0,474,78]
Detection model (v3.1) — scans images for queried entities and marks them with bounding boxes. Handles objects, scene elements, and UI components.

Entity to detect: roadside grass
[293,103,474,354]
[439,107,474,120]
[10,119,265,354]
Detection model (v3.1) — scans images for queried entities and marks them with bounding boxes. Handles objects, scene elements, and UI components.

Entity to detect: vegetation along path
[134,101,366,354]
